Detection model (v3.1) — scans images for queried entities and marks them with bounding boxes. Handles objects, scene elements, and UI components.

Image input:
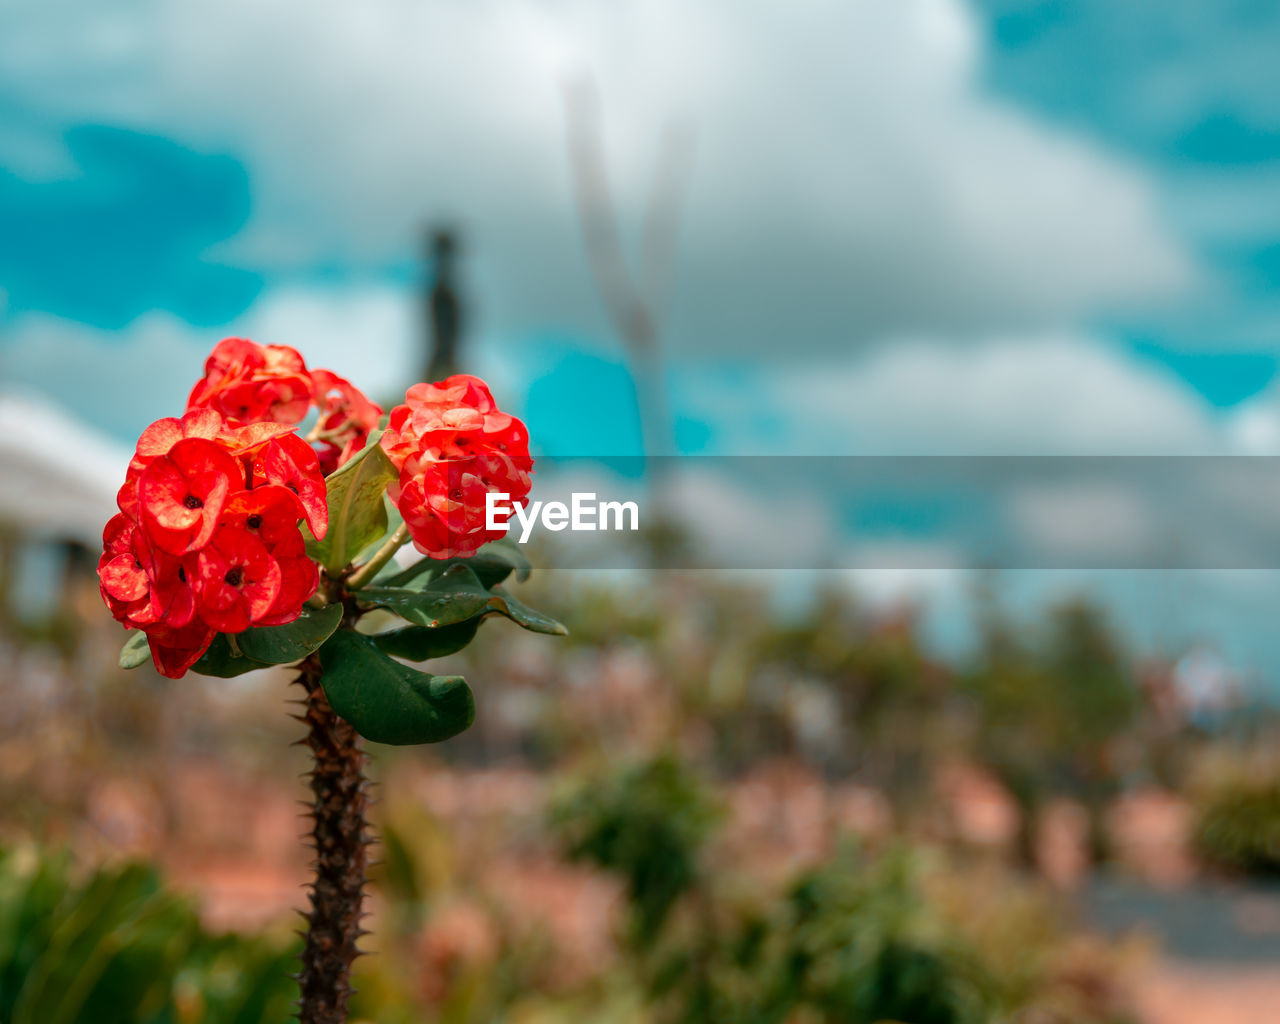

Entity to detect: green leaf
[304,433,397,573]
[382,536,531,589]
[189,634,271,678]
[361,563,494,627]
[350,494,404,570]
[364,563,568,637]
[318,630,475,745]
[489,589,568,636]
[481,536,532,583]
[236,603,344,664]
[118,631,150,670]
[373,617,483,661]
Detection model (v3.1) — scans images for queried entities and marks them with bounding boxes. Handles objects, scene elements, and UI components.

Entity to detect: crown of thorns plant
[100,337,564,1024]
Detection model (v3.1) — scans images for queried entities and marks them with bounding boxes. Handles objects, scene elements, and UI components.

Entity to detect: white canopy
[0,390,130,547]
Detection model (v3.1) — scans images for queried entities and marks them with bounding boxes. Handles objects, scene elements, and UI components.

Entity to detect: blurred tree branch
[563,75,695,463]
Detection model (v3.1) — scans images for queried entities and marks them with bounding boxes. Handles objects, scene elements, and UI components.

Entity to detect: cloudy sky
[4,0,1280,678]
[3,0,1278,456]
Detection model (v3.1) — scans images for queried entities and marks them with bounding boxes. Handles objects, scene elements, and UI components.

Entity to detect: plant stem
[345,524,411,591]
[296,652,369,1024]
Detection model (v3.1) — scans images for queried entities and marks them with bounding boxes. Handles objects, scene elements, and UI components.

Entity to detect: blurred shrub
[0,846,295,1024]
[966,597,1140,865]
[550,755,1136,1024]
[1193,775,1280,875]
[768,850,990,1024]
[550,754,721,945]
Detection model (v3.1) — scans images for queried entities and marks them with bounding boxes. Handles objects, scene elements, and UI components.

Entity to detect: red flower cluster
[187,338,382,473]
[380,375,533,558]
[99,338,529,675]
[100,383,333,678]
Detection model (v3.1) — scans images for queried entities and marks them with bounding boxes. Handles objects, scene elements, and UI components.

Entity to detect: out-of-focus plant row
[0,846,296,1023]
[3,562,1279,1020]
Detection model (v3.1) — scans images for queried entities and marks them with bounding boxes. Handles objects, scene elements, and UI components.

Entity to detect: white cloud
[0,310,210,439]
[1226,386,1280,455]
[1,0,1195,355]
[660,465,833,568]
[2,294,1228,463]
[1008,482,1153,561]
[747,333,1222,454]
[0,285,422,440]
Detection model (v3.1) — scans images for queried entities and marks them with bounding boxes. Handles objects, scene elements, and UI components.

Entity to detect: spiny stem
[345,524,411,591]
[296,652,369,1024]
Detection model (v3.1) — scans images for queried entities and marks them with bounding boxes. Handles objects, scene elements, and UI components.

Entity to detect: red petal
[255,435,328,539]
[138,459,201,535]
[220,420,294,457]
[257,554,318,625]
[101,513,135,557]
[135,417,184,461]
[146,621,216,678]
[195,528,282,632]
[100,553,148,601]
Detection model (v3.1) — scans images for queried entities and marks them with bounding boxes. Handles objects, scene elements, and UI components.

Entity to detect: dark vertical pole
[424,229,463,384]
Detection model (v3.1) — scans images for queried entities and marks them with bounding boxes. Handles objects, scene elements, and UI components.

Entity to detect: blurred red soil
[1133,964,1280,1024]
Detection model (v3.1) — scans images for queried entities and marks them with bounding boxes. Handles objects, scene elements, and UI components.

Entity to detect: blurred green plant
[0,846,295,1024]
[1193,774,1280,876]
[967,594,1140,866]
[549,754,1136,1024]
[550,754,721,946]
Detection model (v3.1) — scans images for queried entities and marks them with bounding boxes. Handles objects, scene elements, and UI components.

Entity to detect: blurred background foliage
[0,847,295,1023]
[3,557,1278,1022]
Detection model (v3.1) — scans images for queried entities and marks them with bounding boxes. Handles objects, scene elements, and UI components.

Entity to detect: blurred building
[0,390,125,629]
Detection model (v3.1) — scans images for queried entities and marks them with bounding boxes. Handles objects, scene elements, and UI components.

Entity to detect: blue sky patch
[0,124,260,329]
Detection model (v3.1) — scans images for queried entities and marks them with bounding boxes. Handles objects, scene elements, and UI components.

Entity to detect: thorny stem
[344,523,411,591]
[296,651,370,1024]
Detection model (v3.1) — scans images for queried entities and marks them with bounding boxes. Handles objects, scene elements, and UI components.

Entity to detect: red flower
[145,620,217,679]
[187,337,313,427]
[98,514,150,624]
[250,434,328,539]
[196,527,283,633]
[105,399,327,656]
[257,530,320,626]
[381,375,533,559]
[119,409,228,520]
[133,408,225,465]
[137,543,199,628]
[137,438,241,555]
[99,513,199,634]
[389,462,491,558]
[220,485,309,548]
[218,486,320,624]
[100,338,455,679]
[310,369,383,475]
